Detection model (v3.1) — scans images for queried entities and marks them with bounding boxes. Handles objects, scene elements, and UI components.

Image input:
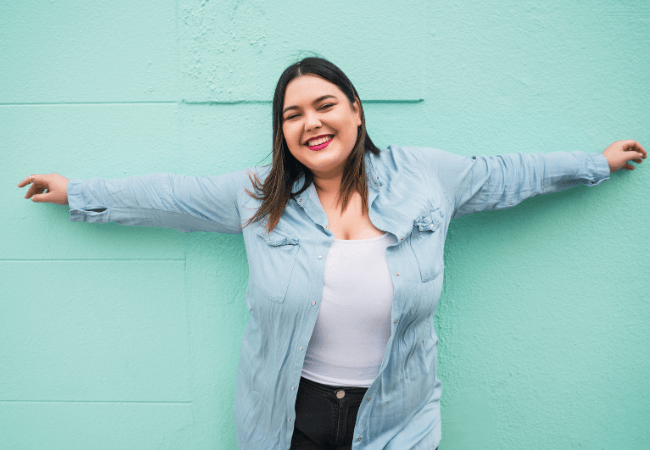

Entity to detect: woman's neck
[313,174,342,198]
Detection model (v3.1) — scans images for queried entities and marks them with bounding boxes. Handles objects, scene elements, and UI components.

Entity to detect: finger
[17,174,36,188]
[31,192,51,202]
[626,152,645,163]
[18,174,47,189]
[635,142,647,158]
[24,183,38,199]
[627,150,645,160]
[624,140,647,158]
[25,183,45,198]
[623,163,635,170]
[26,182,48,198]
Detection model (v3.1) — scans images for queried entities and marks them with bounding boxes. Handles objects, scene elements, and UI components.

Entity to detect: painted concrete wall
[2,1,649,449]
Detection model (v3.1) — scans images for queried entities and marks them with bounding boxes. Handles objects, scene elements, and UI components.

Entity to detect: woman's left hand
[602,140,646,173]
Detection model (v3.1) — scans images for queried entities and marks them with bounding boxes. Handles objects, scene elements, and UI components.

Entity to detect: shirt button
[396,272,400,276]
[287,417,291,422]
[291,386,295,390]
[366,397,371,401]
[357,437,362,441]
[394,320,398,324]
[299,347,303,351]
[400,237,404,241]
[318,255,322,259]
[311,301,316,306]
[325,224,329,229]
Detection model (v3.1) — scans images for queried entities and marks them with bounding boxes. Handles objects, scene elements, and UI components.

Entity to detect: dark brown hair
[243,57,381,233]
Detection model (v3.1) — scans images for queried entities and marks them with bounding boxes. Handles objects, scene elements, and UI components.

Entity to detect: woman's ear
[352,98,362,127]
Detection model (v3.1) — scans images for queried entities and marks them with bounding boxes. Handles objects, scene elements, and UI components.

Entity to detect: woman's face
[281,74,362,181]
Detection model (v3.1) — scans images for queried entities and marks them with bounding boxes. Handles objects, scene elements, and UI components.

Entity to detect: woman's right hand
[18,173,70,205]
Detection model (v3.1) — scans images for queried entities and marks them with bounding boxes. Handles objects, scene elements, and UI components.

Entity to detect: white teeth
[307,135,333,146]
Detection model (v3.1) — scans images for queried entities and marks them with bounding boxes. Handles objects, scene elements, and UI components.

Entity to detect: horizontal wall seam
[0,259,185,262]
[0,400,192,404]
[0,101,178,106]
[0,99,425,107]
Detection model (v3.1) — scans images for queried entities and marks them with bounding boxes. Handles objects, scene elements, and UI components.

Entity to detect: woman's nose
[304,111,322,130]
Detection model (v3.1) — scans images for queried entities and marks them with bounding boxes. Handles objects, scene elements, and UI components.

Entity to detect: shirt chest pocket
[409,207,445,282]
[251,227,300,303]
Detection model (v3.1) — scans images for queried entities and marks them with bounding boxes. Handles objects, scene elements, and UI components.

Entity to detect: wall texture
[2,1,649,449]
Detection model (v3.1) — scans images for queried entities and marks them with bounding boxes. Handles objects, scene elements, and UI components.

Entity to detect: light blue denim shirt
[66,145,610,449]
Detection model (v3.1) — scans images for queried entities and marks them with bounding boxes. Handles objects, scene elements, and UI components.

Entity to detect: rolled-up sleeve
[66,167,258,233]
[408,146,610,219]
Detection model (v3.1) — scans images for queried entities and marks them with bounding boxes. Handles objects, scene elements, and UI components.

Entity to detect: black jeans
[289,376,438,450]
[290,376,368,449]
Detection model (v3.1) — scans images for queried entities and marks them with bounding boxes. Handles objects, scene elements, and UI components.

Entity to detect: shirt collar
[292,151,382,203]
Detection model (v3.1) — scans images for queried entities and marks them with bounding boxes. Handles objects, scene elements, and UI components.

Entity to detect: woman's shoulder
[218,164,272,187]
[375,144,464,173]
[383,143,457,159]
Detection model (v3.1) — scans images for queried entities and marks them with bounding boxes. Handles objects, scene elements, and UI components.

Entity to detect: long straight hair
[242,57,381,234]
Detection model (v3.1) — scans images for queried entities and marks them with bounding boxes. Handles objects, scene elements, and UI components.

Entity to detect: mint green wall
[2,1,648,449]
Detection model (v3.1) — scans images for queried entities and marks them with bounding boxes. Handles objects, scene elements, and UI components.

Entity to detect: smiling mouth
[305,135,334,147]
[306,135,334,151]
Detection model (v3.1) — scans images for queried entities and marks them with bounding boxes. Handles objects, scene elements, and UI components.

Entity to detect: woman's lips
[306,136,333,151]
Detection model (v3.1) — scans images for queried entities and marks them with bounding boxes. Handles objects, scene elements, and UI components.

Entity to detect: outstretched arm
[408,140,645,220]
[18,168,259,233]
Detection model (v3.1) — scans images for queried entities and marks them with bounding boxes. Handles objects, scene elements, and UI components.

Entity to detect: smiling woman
[242,58,382,237]
[16,56,646,450]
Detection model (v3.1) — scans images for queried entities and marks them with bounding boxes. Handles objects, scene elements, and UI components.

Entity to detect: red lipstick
[306,135,333,151]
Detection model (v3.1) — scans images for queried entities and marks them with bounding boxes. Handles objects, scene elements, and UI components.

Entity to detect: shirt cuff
[67,179,88,222]
[585,153,611,186]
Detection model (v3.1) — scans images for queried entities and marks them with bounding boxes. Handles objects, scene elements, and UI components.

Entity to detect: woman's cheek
[284,124,299,148]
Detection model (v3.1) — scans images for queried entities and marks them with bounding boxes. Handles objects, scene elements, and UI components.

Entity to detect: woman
[18,57,645,450]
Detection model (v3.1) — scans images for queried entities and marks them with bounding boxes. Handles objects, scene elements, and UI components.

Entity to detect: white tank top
[301,232,396,387]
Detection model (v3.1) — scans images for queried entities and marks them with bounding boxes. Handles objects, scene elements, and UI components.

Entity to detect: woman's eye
[320,104,334,110]
[286,114,298,120]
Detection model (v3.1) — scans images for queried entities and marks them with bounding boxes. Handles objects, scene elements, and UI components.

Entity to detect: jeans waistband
[299,376,369,396]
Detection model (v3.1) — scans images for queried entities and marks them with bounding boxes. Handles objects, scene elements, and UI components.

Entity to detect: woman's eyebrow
[283,94,337,114]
